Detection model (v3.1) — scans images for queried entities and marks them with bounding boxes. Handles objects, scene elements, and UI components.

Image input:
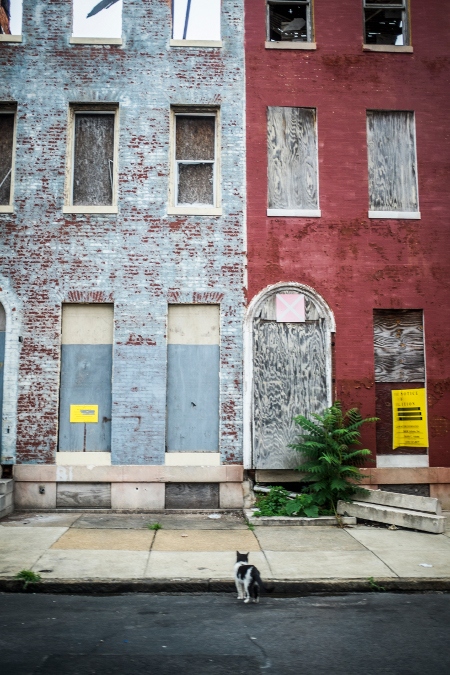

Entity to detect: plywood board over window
[367,111,420,218]
[267,107,320,217]
[0,107,17,212]
[373,310,427,455]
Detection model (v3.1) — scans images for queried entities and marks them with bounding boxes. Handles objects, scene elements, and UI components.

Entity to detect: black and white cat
[234,551,268,604]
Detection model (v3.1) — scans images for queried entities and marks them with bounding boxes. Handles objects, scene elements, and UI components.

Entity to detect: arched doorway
[244,283,335,469]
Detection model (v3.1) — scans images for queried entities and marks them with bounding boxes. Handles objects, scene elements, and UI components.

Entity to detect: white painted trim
[0,206,14,213]
[170,39,222,48]
[69,37,123,45]
[56,452,111,466]
[167,206,222,216]
[0,35,22,42]
[363,44,413,53]
[165,452,221,466]
[62,206,119,214]
[243,282,335,470]
[267,209,321,217]
[0,278,22,464]
[369,211,421,219]
[265,41,316,50]
[376,454,429,468]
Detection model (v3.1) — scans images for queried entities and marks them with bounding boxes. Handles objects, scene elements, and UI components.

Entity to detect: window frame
[170,0,222,48]
[366,109,420,219]
[63,104,120,215]
[362,0,412,52]
[0,105,18,214]
[265,0,316,50]
[168,107,222,216]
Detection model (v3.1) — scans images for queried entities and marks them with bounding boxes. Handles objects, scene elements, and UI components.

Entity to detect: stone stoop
[0,480,14,518]
[337,489,445,534]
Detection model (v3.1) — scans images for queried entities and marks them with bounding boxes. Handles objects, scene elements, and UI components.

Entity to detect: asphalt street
[1,592,450,674]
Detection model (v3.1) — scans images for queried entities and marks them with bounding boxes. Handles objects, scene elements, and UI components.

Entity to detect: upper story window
[72,0,122,43]
[363,1,410,46]
[267,1,314,44]
[0,105,16,213]
[0,0,22,41]
[367,110,419,219]
[168,108,221,216]
[63,105,119,214]
[171,0,221,45]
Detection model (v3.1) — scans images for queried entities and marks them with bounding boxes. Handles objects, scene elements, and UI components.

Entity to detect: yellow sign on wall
[392,389,428,449]
[70,405,99,423]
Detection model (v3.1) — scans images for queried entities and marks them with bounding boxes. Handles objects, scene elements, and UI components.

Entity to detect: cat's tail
[253,568,274,594]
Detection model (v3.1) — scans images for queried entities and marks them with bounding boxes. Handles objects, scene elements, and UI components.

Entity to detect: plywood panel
[56,483,111,508]
[374,310,424,382]
[0,114,14,205]
[168,305,219,345]
[59,345,112,451]
[253,319,328,469]
[367,111,418,212]
[167,345,219,451]
[165,483,219,509]
[73,113,115,206]
[62,304,114,345]
[268,107,318,211]
[178,162,213,205]
[176,116,215,160]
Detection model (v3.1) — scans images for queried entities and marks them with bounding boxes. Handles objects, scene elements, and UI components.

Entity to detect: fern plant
[290,402,377,515]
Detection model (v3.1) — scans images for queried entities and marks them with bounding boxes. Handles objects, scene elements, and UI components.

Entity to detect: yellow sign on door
[392,389,428,449]
[70,405,99,423]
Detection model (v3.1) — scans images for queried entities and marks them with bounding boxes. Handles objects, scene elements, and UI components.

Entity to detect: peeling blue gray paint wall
[0,0,245,466]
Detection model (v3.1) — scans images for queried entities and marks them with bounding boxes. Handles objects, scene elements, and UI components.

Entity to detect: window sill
[0,205,14,213]
[267,209,321,217]
[69,37,123,45]
[63,206,118,214]
[170,39,222,48]
[369,211,421,219]
[167,206,222,216]
[363,44,413,53]
[0,34,22,42]
[265,41,316,50]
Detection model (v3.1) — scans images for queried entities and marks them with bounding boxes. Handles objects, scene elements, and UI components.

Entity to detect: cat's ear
[236,550,239,556]
[246,552,249,557]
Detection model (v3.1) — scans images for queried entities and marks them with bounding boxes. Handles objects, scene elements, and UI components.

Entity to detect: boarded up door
[253,293,329,469]
[0,304,5,452]
[166,305,220,452]
[58,304,113,452]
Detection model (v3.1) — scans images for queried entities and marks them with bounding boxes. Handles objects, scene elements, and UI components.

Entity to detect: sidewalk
[1,510,449,594]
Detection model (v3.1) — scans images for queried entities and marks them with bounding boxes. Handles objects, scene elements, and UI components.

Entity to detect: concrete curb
[1,577,449,595]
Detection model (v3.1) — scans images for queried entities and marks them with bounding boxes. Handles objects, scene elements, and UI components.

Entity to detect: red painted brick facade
[245,1,450,466]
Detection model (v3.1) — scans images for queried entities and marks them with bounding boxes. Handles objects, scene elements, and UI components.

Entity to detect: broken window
[67,109,118,208]
[363,1,410,46]
[367,111,419,217]
[173,112,218,207]
[0,110,15,207]
[267,1,313,43]
[267,107,320,216]
[72,0,122,39]
[0,0,22,36]
[172,0,221,41]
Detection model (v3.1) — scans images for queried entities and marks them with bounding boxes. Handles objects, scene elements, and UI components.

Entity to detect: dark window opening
[364,1,408,45]
[268,1,312,43]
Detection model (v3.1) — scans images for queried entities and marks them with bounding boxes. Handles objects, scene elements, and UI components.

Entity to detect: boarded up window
[267,1,313,43]
[367,111,418,215]
[364,1,409,46]
[72,0,122,39]
[0,113,14,206]
[172,0,221,41]
[267,107,319,213]
[175,115,216,206]
[73,113,115,206]
[373,310,426,454]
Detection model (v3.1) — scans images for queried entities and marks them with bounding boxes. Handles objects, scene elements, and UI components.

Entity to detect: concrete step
[0,491,14,518]
[0,479,13,495]
[358,488,441,515]
[337,500,445,534]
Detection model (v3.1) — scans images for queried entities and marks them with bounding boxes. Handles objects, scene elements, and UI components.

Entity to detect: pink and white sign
[276,294,306,323]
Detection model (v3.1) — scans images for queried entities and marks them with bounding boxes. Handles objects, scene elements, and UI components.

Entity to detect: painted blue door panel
[0,332,5,450]
[58,344,112,452]
[167,344,219,451]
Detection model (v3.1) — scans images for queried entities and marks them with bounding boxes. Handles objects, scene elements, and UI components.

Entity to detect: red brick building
[244,0,450,505]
